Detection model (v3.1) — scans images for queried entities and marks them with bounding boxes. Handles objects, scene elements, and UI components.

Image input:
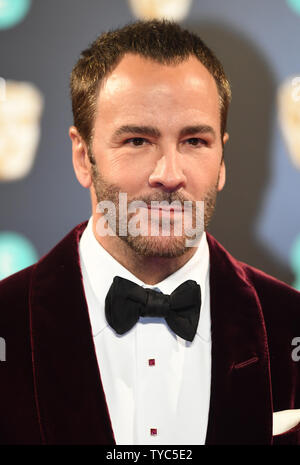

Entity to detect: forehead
[96,53,220,128]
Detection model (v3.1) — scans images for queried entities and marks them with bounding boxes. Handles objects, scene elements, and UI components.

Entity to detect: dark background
[1,0,300,285]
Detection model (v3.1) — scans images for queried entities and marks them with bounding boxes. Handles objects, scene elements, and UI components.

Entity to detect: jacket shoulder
[0,221,88,323]
[0,264,35,331]
[0,264,35,306]
[235,260,300,357]
[241,261,300,315]
[206,232,300,323]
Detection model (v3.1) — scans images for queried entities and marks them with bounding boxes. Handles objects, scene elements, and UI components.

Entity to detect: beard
[90,159,219,258]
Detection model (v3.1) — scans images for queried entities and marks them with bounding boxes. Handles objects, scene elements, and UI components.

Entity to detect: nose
[148,149,187,192]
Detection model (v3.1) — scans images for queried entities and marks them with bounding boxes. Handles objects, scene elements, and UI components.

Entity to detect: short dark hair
[70,19,231,148]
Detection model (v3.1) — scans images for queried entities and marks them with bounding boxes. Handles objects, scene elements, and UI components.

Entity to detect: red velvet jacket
[0,221,299,445]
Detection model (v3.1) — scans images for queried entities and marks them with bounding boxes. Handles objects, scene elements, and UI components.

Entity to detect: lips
[147,205,183,212]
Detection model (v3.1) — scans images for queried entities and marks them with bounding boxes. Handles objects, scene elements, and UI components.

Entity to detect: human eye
[124,137,149,146]
[185,137,208,147]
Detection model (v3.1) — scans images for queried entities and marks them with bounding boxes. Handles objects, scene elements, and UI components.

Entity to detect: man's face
[89,53,227,257]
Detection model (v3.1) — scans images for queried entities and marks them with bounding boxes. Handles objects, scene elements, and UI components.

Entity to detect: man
[0,20,299,445]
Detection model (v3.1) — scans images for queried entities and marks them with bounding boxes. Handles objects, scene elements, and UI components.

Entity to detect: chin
[120,234,193,258]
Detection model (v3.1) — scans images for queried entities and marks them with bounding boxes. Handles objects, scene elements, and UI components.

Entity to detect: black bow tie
[105,276,201,342]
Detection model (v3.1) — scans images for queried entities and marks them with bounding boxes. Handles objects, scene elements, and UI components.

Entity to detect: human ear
[69,126,92,188]
[218,132,229,191]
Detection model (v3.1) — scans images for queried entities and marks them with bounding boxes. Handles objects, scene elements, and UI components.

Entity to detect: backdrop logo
[291,76,300,102]
[0,77,6,101]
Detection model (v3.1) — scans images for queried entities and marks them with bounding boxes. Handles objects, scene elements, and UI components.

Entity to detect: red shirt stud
[150,428,157,436]
[148,358,155,366]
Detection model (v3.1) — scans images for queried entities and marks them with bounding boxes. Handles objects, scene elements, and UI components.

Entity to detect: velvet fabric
[0,221,299,445]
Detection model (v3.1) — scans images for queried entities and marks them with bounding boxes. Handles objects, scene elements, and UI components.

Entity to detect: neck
[92,217,198,285]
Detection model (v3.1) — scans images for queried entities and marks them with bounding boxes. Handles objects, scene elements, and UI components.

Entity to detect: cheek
[187,160,221,197]
[99,155,149,193]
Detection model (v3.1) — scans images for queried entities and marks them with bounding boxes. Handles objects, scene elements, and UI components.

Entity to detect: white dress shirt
[79,216,211,445]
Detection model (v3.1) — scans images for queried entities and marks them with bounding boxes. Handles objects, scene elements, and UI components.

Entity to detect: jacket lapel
[29,221,115,444]
[205,233,273,444]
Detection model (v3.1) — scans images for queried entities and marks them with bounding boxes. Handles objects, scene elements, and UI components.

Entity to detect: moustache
[125,192,195,207]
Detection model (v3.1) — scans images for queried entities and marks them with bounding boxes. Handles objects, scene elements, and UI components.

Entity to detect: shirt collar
[79,216,210,341]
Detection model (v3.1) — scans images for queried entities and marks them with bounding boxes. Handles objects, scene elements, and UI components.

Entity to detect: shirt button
[148,358,155,366]
[150,428,157,436]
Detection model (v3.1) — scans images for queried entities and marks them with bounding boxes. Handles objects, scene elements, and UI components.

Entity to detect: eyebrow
[179,125,216,139]
[113,125,160,139]
[112,124,216,140]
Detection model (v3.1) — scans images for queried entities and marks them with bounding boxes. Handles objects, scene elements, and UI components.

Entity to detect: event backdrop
[0,0,300,287]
